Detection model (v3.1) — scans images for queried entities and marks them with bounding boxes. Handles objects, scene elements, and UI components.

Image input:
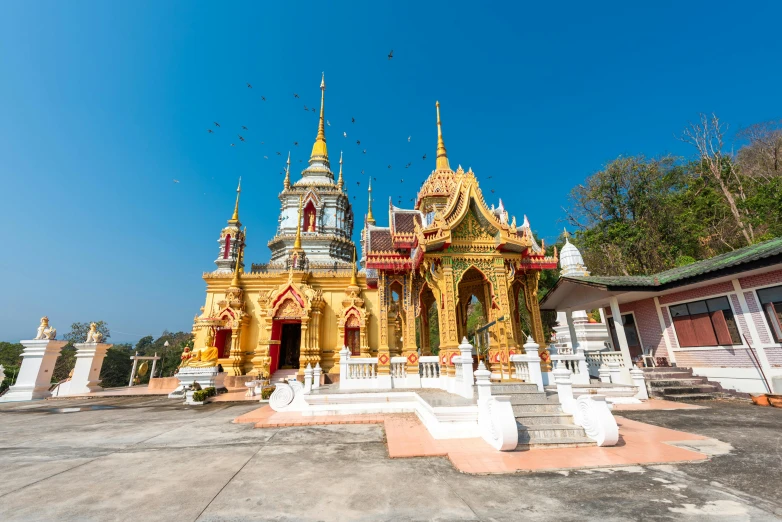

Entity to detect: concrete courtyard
[0,397,780,521]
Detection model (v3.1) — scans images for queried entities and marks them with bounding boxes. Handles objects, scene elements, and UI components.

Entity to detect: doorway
[279,323,302,369]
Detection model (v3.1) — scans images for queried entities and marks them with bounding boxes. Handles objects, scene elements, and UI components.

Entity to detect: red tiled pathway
[234,405,710,474]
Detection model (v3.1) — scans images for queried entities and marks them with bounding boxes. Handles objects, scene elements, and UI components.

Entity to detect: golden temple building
[192,76,558,381]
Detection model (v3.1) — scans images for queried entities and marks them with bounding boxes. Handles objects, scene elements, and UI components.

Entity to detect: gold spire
[366,176,376,225]
[283,152,291,190]
[435,101,450,171]
[310,72,328,161]
[337,151,344,190]
[350,246,358,286]
[228,177,242,224]
[231,241,243,287]
[293,195,303,250]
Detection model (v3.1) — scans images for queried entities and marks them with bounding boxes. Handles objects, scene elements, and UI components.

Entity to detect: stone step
[663,393,717,401]
[518,423,590,443]
[515,412,574,426]
[656,385,719,395]
[512,403,563,415]
[504,392,551,404]
[643,371,696,380]
[517,437,597,449]
[490,383,540,393]
[648,378,709,387]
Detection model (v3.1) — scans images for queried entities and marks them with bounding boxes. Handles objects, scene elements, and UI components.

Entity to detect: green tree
[0,342,24,393]
[99,344,133,388]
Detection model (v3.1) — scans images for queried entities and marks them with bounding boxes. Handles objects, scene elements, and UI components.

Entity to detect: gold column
[402,273,419,373]
[251,317,275,379]
[439,257,460,376]
[522,270,551,371]
[377,272,391,375]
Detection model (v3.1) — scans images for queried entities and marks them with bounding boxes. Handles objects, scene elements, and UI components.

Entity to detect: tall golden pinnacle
[350,246,358,286]
[229,177,242,224]
[435,101,450,171]
[231,239,244,287]
[293,195,303,250]
[337,151,344,190]
[366,176,376,225]
[283,152,291,190]
[310,72,328,162]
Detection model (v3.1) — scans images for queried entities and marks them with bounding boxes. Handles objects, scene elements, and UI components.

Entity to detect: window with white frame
[668,296,741,347]
[757,285,782,343]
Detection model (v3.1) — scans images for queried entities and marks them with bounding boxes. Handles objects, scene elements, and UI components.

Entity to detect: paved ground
[0,397,780,521]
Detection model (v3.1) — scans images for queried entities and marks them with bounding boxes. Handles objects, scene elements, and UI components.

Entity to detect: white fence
[584,351,626,377]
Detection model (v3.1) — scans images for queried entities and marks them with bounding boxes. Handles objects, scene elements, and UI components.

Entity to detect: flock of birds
[188,50,499,207]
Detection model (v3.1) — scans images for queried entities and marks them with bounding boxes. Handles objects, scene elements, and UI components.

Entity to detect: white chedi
[559,229,590,277]
[34,316,57,340]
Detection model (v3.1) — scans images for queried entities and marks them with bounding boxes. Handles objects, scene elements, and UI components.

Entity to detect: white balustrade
[419,356,440,379]
[390,357,407,378]
[585,351,626,377]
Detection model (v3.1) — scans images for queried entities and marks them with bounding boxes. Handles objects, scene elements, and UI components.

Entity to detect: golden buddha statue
[184,329,219,367]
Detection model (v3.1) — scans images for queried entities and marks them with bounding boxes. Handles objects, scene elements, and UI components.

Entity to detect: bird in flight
[408,136,411,142]
[388,50,394,60]
[304,105,309,111]
[422,154,426,160]
[264,155,269,159]
[207,129,214,134]
[261,96,266,101]
[311,107,316,113]
[356,140,361,145]
[491,189,495,193]
[327,120,331,126]
[400,179,404,183]
[388,165,392,169]
[356,181,360,186]
[173,179,180,183]
[230,143,235,147]
[487,176,492,179]
[242,126,248,130]
[294,93,300,98]
[276,151,282,155]
[363,149,367,154]
[238,135,245,142]
[214,122,221,127]
[247,83,252,88]
[294,141,298,146]
[361,170,365,174]
[351,117,355,123]
[343,132,347,138]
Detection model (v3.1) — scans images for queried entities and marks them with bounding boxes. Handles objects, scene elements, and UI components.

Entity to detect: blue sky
[1,1,780,343]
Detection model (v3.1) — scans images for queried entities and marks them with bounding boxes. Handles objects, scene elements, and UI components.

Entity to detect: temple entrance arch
[455,266,492,342]
[388,280,404,357]
[279,323,302,369]
[418,285,439,355]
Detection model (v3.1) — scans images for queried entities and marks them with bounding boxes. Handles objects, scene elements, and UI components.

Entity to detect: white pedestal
[0,340,67,402]
[168,367,219,398]
[62,343,112,395]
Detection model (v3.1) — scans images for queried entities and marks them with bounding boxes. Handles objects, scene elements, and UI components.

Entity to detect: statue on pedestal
[34,316,57,340]
[85,322,104,343]
[183,329,219,368]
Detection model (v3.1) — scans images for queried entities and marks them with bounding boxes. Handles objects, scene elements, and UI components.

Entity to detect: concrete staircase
[491,382,595,448]
[642,367,724,401]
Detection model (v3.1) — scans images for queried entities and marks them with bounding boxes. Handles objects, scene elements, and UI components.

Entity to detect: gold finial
[229,177,242,224]
[284,152,291,190]
[293,195,303,250]
[337,151,344,190]
[563,227,570,242]
[435,101,450,171]
[350,246,358,286]
[310,73,328,161]
[366,176,376,225]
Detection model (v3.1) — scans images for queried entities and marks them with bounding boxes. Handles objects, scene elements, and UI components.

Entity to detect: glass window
[670,296,741,347]
[757,285,782,343]
[607,314,643,359]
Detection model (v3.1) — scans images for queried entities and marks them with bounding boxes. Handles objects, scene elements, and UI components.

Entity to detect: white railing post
[474,360,492,400]
[313,362,322,389]
[598,365,611,383]
[576,345,589,380]
[523,336,544,391]
[553,367,575,414]
[608,362,621,385]
[304,363,313,394]
[630,367,649,400]
[458,337,475,398]
[338,347,349,388]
